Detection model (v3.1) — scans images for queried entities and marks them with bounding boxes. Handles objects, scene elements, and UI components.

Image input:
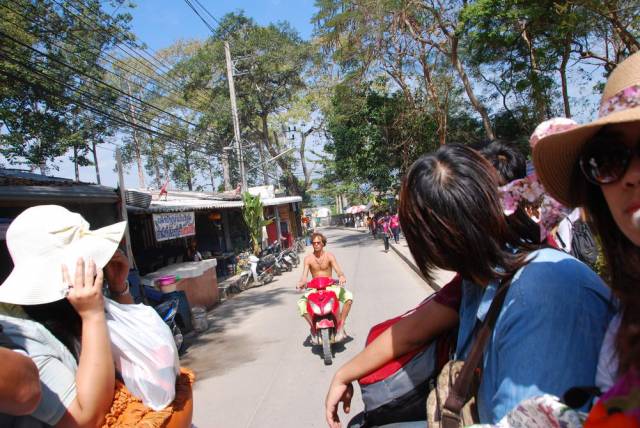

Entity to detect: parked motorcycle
[153,298,185,354]
[239,253,275,290]
[306,277,340,365]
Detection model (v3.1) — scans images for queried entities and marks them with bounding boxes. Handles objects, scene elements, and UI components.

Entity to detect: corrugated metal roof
[0,169,118,203]
[127,195,302,214]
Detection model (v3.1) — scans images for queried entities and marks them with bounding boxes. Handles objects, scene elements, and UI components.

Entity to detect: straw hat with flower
[533,51,640,207]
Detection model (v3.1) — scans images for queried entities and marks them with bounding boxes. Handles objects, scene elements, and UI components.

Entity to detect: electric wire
[182,0,216,34]
[51,0,212,108]
[0,29,207,132]
[0,49,219,158]
[0,1,206,118]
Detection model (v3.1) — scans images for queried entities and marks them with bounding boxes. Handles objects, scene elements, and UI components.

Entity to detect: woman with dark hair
[533,51,640,426]
[398,145,613,423]
[0,205,133,427]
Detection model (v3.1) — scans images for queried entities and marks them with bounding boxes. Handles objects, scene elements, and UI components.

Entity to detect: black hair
[480,140,527,185]
[572,127,640,374]
[23,299,82,361]
[399,145,536,287]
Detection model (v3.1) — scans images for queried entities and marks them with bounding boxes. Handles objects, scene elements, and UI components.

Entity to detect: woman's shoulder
[0,314,76,364]
[514,247,611,300]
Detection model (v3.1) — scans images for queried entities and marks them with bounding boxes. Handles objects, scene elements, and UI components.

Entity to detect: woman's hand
[63,258,105,320]
[325,374,353,428]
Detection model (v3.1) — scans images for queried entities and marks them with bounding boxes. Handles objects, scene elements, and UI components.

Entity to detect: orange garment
[101,368,195,428]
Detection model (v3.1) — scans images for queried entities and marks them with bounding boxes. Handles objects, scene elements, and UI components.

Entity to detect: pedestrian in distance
[378,212,392,252]
[390,211,401,244]
[368,215,377,239]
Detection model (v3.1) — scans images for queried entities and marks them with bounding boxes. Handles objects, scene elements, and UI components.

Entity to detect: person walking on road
[367,215,376,239]
[296,232,352,342]
[390,212,401,244]
[378,212,392,252]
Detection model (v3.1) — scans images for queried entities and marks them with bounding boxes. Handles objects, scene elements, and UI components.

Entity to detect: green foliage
[0,0,133,172]
[241,191,273,255]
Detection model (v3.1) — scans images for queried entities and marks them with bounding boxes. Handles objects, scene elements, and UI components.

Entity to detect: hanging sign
[153,211,196,242]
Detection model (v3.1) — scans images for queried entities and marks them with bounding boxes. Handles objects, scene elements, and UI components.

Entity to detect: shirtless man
[296,232,352,341]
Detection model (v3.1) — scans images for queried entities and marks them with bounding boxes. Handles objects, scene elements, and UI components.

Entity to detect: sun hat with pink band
[533,51,640,207]
[0,205,126,305]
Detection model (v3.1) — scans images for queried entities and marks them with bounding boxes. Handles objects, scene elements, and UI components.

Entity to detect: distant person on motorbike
[297,232,352,342]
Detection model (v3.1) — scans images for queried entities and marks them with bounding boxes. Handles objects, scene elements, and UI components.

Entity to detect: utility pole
[224,41,247,191]
[115,148,135,267]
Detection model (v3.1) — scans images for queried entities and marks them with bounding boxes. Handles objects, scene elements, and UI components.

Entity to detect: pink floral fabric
[529,117,578,148]
[499,174,568,240]
[471,394,587,428]
[599,84,640,118]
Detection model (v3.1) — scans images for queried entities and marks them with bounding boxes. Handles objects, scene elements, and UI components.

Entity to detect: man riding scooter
[296,232,352,343]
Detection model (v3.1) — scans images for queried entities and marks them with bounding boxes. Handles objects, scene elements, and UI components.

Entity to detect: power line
[51,0,212,108]
[192,0,222,26]
[0,49,220,158]
[0,29,206,132]
[0,1,203,116]
[182,0,216,34]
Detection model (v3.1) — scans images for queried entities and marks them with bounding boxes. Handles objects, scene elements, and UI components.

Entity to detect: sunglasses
[579,140,640,185]
[312,241,323,245]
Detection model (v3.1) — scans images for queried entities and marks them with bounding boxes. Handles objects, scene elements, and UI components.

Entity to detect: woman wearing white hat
[533,51,640,426]
[0,205,131,427]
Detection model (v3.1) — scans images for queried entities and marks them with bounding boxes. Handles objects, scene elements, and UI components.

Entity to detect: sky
[53,0,318,189]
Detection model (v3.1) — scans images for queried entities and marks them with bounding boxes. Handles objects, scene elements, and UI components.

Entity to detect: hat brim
[0,221,127,305]
[533,106,640,207]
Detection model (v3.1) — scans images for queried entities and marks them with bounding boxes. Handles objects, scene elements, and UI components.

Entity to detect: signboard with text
[152,211,196,242]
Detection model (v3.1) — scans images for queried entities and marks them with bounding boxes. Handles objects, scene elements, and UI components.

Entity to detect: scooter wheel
[321,329,332,365]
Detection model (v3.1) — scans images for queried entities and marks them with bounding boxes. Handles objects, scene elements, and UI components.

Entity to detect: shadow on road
[180,284,298,380]
[324,228,378,248]
[301,335,355,362]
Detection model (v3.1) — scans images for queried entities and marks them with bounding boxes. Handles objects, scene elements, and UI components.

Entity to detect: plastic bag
[105,300,179,410]
[191,306,208,333]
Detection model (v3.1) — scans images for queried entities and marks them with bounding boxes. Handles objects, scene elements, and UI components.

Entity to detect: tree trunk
[125,81,146,189]
[450,37,495,140]
[184,149,193,191]
[208,161,216,191]
[92,141,101,184]
[519,22,547,122]
[221,150,231,191]
[73,146,80,182]
[560,40,571,118]
[259,115,271,185]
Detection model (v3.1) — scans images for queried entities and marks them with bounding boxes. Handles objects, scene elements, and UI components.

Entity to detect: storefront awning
[127,195,302,214]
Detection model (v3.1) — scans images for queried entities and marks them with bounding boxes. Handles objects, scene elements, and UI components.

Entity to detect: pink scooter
[306,276,340,365]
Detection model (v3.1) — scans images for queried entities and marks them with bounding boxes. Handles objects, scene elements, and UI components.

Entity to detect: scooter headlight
[309,302,322,315]
[323,298,335,314]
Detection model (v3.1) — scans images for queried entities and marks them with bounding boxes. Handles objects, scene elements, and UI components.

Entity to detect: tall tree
[0,0,133,173]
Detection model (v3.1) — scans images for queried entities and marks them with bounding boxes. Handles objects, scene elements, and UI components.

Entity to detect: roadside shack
[126,188,303,309]
[0,169,120,282]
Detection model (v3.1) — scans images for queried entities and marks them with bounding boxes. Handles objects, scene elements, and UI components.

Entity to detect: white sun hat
[0,205,127,305]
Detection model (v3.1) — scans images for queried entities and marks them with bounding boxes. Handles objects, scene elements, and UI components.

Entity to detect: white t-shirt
[596,313,621,392]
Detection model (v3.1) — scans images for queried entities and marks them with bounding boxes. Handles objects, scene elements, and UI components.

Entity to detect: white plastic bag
[105,300,179,410]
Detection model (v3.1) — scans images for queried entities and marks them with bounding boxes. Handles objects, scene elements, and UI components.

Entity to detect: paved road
[184,228,434,428]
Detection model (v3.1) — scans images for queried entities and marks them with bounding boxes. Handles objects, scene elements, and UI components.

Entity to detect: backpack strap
[442,272,516,420]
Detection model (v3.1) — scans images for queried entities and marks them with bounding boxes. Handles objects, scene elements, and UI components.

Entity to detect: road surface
[184,227,435,428]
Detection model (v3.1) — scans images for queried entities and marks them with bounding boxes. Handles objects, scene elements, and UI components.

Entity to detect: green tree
[241,191,273,255]
[0,0,133,174]
[178,12,314,196]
